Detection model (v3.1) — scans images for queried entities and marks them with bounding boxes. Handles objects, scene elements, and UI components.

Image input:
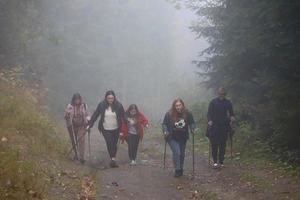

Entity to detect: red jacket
[121,112,149,142]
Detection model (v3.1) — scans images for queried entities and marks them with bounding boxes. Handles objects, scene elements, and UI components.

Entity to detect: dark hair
[218,86,227,95]
[125,104,140,119]
[71,93,82,106]
[169,98,187,122]
[104,90,117,111]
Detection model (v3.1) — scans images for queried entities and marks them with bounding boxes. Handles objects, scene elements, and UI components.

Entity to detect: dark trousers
[102,129,119,158]
[211,141,226,164]
[210,123,228,164]
[127,134,139,161]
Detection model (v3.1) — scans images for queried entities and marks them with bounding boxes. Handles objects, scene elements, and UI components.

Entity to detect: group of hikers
[64,87,234,177]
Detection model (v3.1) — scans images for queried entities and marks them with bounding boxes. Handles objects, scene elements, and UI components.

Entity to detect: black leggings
[102,129,119,158]
[127,134,140,161]
[211,141,226,164]
[210,124,229,164]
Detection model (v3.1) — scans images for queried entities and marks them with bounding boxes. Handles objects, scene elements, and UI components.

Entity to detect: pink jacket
[64,103,90,128]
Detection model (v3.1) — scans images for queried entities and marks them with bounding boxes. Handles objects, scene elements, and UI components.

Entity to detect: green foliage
[0,77,67,199]
[187,96,300,176]
[178,0,300,164]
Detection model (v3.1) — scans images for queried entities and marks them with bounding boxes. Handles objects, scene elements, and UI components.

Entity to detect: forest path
[83,128,300,200]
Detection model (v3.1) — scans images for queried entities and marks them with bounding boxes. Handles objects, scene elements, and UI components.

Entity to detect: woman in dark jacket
[88,90,125,168]
[162,98,196,177]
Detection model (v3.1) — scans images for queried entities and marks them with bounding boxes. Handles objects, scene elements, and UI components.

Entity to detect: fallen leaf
[177,185,184,190]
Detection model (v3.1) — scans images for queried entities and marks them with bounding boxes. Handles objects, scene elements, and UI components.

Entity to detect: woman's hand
[119,133,125,144]
[86,116,91,121]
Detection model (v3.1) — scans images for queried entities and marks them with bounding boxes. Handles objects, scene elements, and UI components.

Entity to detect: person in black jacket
[88,90,125,168]
[162,98,196,177]
[207,87,235,168]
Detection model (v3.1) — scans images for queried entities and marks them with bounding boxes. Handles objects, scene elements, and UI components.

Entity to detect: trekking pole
[208,140,211,166]
[88,128,91,161]
[230,135,233,160]
[74,131,79,152]
[163,139,167,169]
[206,125,211,166]
[229,122,234,160]
[192,131,195,179]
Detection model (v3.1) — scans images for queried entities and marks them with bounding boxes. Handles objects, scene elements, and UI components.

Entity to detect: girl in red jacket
[120,104,149,165]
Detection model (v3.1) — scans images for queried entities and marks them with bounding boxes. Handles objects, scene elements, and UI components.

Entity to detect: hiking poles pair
[67,127,92,161]
[162,131,196,179]
[68,119,79,159]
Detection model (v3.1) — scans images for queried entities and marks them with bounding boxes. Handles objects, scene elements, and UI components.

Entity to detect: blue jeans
[168,139,187,170]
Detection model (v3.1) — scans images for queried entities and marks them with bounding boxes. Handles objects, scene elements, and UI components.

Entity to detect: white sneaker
[213,163,218,168]
[130,160,136,165]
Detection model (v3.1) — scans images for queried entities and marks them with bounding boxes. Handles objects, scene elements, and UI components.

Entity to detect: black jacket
[162,110,195,141]
[207,97,234,124]
[89,100,125,132]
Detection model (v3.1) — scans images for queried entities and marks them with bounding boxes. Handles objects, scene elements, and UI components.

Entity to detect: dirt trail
[83,129,300,200]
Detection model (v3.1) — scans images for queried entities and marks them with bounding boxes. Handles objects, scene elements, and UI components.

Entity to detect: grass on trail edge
[0,78,72,200]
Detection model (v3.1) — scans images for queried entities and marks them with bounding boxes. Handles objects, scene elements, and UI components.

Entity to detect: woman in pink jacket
[64,93,90,164]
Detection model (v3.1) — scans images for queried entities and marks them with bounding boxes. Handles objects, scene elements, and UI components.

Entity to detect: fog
[27,0,208,121]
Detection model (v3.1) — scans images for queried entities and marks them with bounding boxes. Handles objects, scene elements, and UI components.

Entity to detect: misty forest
[0,0,300,199]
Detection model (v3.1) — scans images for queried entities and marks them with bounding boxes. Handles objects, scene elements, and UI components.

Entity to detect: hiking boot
[174,170,181,178]
[179,169,183,176]
[80,159,85,164]
[110,160,119,168]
